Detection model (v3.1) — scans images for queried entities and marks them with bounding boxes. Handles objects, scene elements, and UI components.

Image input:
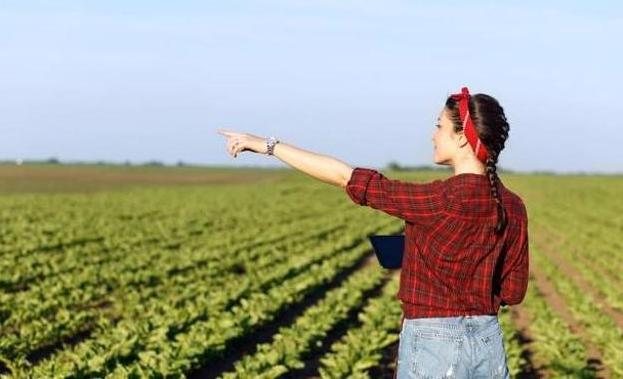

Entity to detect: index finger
[216,129,232,136]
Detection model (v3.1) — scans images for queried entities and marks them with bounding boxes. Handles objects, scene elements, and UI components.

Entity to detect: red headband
[450,86,490,163]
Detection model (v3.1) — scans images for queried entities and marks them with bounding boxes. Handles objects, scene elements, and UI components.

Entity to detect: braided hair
[445,93,510,235]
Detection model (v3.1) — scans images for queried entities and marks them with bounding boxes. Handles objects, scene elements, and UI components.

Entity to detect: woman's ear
[454,130,469,150]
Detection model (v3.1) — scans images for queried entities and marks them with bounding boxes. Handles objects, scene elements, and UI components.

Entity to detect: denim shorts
[396,315,510,378]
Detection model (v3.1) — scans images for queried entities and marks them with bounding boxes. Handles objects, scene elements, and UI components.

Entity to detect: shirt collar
[444,173,498,187]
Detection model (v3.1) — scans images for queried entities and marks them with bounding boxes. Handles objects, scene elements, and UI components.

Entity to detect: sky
[1,1,622,173]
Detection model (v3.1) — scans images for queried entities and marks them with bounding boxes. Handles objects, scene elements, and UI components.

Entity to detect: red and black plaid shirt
[345,167,529,319]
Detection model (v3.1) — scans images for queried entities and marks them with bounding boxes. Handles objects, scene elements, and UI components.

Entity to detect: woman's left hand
[217,129,267,158]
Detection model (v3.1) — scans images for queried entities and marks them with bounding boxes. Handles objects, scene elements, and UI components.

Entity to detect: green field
[1,165,622,378]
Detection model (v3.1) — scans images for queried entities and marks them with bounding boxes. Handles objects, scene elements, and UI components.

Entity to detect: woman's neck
[452,159,486,176]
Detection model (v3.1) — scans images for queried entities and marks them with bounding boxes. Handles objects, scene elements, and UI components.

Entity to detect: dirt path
[508,303,546,378]
[529,231,612,378]
[534,223,623,330]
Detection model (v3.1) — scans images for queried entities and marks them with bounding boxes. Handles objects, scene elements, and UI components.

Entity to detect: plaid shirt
[345,167,529,318]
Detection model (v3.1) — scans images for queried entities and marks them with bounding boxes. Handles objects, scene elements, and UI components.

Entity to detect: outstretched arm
[217,129,353,187]
[217,129,447,225]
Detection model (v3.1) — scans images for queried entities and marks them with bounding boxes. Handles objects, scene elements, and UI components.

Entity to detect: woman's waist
[402,314,500,338]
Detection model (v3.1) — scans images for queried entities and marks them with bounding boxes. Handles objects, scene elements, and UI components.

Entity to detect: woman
[217,86,529,379]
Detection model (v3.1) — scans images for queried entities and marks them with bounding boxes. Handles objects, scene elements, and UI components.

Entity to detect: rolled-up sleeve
[345,167,446,225]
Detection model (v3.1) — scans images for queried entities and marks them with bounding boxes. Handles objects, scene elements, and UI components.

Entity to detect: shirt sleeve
[344,167,446,225]
[499,207,530,306]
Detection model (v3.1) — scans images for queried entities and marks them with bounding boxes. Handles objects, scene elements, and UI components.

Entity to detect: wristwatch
[266,136,280,155]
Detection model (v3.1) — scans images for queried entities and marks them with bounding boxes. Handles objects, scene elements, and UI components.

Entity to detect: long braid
[482,108,510,235]
[486,155,507,235]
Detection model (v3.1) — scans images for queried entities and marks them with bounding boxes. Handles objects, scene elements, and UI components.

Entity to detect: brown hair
[445,93,510,235]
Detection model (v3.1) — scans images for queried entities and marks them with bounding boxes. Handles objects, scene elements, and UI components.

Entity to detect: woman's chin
[433,155,448,166]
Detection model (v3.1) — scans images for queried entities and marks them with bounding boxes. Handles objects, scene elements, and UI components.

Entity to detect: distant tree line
[385,160,517,174]
[0,158,619,176]
[0,157,189,167]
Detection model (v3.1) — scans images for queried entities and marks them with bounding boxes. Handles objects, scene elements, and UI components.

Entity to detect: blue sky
[2,1,622,173]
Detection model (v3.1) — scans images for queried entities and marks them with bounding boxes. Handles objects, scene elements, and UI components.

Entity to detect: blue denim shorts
[396,315,510,378]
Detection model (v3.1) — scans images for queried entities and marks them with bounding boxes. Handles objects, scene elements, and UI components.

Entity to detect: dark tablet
[368,234,404,269]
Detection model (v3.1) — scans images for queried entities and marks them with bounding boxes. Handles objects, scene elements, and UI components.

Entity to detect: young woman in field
[217,86,529,379]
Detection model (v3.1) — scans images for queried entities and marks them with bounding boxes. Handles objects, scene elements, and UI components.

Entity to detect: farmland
[1,164,622,378]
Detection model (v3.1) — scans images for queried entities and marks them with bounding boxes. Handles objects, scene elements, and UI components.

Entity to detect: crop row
[11,222,398,377]
[218,260,389,378]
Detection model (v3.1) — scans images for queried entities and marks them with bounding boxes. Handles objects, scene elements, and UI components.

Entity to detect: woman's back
[404,172,529,316]
[345,168,530,318]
